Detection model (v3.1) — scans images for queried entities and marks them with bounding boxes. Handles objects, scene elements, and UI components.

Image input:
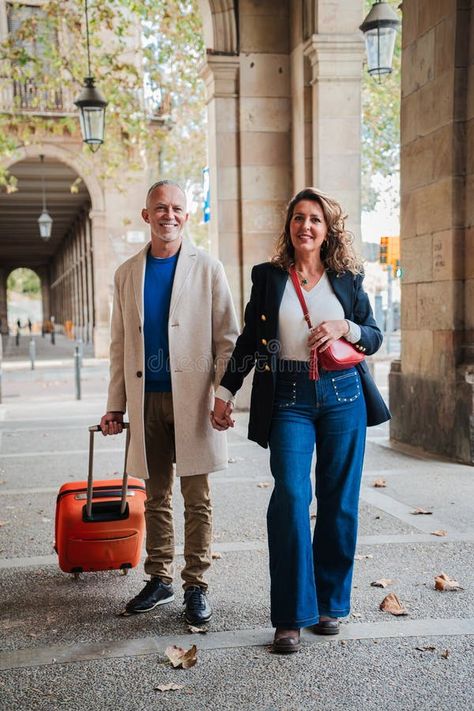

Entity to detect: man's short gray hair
[146,180,186,203]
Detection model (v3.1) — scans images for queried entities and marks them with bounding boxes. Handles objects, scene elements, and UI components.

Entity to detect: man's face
[142,184,188,244]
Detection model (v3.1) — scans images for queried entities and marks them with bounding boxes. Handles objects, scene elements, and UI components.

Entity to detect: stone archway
[0,150,100,348]
[199,1,365,322]
[1,144,113,355]
[198,0,238,54]
[5,266,42,335]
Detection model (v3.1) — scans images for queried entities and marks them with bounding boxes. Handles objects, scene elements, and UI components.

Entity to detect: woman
[211,187,390,653]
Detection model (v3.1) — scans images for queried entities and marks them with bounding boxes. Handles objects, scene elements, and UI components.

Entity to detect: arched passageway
[0,156,95,345]
[6,267,42,333]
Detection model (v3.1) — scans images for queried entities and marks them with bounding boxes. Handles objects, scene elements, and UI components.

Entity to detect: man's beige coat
[106,239,239,479]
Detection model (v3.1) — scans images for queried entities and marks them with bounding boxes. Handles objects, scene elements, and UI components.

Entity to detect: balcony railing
[0,79,75,114]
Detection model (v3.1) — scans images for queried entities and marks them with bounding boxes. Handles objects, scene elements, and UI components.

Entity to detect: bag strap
[288,266,318,381]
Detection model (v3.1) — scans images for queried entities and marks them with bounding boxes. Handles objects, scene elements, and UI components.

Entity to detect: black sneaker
[125,577,174,614]
[183,586,212,625]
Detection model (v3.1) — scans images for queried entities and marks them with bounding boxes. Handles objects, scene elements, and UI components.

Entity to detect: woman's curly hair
[271,187,363,275]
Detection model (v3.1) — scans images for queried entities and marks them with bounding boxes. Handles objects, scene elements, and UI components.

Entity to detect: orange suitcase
[55,424,146,575]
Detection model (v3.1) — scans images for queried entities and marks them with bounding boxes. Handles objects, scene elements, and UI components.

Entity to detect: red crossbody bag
[288,266,364,381]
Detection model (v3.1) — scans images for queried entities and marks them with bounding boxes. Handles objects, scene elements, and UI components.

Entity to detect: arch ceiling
[0,158,90,269]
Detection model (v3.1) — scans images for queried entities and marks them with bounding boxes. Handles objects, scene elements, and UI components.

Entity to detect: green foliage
[361,0,401,212]
[7,267,41,296]
[0,0,207,212]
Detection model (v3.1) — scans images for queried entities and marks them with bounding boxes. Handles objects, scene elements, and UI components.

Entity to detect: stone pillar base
[389,360,474,465]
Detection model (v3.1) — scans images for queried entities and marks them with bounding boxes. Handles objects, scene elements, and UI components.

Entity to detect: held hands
[100,411,124,436]
[210,397,235,431]
[307,320,349,353]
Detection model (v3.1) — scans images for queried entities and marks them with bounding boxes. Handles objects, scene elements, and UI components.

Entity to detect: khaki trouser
[143,392,212,590]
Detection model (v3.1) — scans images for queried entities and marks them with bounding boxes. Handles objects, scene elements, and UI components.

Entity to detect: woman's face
[289,199,328,259]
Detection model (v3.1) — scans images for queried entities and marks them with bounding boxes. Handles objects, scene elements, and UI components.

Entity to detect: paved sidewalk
[0,359,473,711]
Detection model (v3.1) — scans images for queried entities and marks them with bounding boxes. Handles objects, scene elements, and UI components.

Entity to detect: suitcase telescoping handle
[87,423,131,519]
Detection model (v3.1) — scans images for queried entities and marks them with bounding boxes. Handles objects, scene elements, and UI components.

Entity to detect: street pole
[386,264,393,355]
[74,345,81,400]
[76,338,83,368]
[0,333,2,404]
[29,338,36,370]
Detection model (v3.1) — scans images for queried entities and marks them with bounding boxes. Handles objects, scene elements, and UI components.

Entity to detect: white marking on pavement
[0,617,473,671]
[0,448,124,459]
[2,533,473,571]
[360,486,464,535]
[0,541,267,570]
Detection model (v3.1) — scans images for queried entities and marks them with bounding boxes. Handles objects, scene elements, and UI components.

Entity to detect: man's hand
[307,320,350,353]
[210,397,234,431]
[100,411,124,436]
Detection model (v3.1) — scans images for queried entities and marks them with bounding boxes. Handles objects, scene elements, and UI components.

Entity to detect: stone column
[304,29,365,242]
[238,0,292,300]
[37,266,50,326]
[85,217,94,344]
[0,268,8,334]
[89,209,112,358]
[290,2,314,191]
[389,0,474,464]
[200,55,242,315]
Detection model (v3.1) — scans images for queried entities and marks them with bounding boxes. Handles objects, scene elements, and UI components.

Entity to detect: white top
[278,272,361,361]
[215,272,361,404]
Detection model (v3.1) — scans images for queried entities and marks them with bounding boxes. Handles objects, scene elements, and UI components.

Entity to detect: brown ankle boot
[272,627,301,654]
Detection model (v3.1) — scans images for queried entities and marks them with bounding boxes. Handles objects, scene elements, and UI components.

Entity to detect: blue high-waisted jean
[268,360,367,628]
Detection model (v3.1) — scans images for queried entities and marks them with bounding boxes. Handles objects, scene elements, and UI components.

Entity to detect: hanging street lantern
[74,76,107,150]
[38,155,53,241]
[74,0,108,150]
[360,1,400,79]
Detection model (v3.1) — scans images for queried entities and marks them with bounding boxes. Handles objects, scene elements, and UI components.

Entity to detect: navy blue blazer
[220,262,391,448]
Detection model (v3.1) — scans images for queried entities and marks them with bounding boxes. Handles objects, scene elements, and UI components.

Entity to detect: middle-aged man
[100,180,239,625]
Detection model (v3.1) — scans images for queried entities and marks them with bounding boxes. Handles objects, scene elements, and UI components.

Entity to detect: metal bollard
[74,345,81,400]
[0,334,3,404]
[76,338,83,368]
[29,338,36,370]
[51,328,55,345]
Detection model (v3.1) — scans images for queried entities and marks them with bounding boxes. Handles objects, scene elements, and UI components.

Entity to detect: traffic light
[379,236,400,273]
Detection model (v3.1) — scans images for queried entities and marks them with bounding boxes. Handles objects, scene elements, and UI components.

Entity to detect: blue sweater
[143,250,179,392]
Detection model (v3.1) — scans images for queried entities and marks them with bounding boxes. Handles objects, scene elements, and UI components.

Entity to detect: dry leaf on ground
[411,508,433,515]
[370,578,394,588]
[431,530,447,537]
[415,645,436,652]
[434,573,463,591]
[372,479,387,488]
[211,551,222,560]
[352,612,362,618]
[379,592,408,616]
[154,683,185,692]
[228,457,237,464]
[441,649,450,659]
[165,644,198,669]
[188,625,207,634]
[257,482,270,489]
[355,554,373,560]
[0,521,8,527]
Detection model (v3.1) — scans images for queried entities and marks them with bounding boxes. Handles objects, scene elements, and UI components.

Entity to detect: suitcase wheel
[73,572,81,580]
[120,563,132,576]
